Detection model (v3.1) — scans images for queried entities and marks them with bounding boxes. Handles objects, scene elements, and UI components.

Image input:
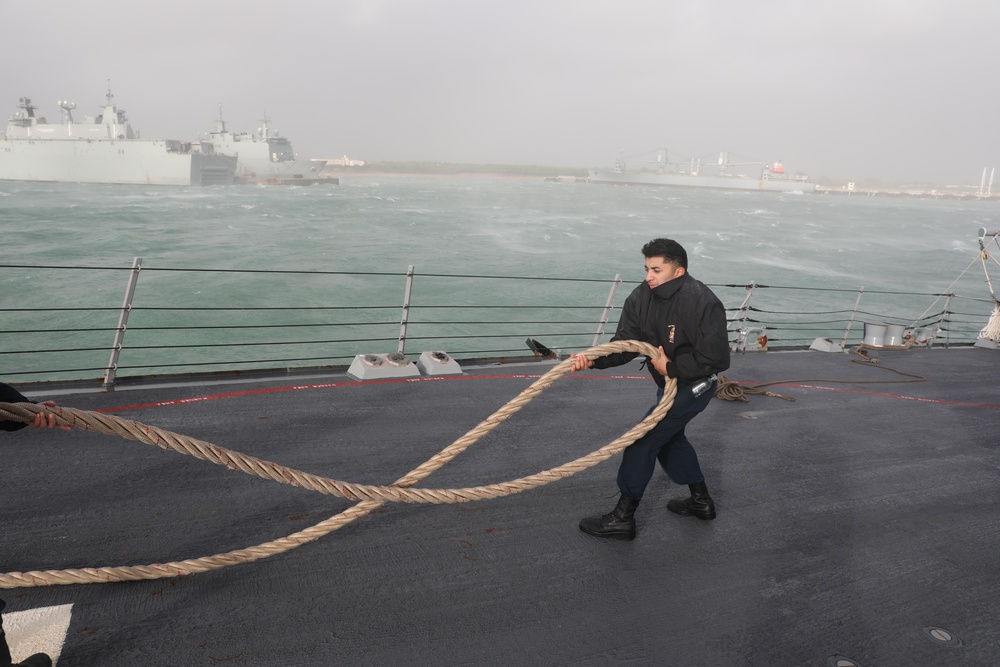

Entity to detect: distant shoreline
[321,161,586,180]
[317,162,994,196]
[325,170,548,180]
[325,171,998,199]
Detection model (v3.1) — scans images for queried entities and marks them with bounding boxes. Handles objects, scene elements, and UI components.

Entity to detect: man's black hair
[642,238,688,269]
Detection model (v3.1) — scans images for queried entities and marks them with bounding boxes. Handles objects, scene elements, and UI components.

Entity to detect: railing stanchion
[840,286,864,350]
[103,257,142,389]
[938,293,954,348]
[731,282,757,351]
[592,273,622,347]
[398,265,414,355]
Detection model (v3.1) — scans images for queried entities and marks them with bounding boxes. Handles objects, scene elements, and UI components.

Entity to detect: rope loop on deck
[0,340,671,588]
[714,374,796,403]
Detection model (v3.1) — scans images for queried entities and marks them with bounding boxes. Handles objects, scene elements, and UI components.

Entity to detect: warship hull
[0,139,237,186]
[209,111,338,185]
[588,167,817,193]
[1,92,237,186]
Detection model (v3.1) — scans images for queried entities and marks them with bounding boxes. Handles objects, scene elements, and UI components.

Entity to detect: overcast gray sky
[3,0,998,184]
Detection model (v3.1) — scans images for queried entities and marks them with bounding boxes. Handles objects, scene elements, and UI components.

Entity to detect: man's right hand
[570,353,593,372]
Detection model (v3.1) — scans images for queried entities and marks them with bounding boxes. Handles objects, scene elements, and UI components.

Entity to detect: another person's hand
[30,401,71,430]
[651,346,670,376]
[570,353,593,372]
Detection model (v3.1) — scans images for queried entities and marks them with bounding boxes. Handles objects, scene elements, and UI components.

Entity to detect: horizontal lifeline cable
[0,340,671,588]
[0,304,613,312]
[717,283,957,297]
[0,346,565,377]
[0,320,604,336]
[0,263,623,284]
[1,332,596,356]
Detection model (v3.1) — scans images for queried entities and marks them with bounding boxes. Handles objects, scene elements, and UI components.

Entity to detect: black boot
[579,494,639,539]
[11,656,51,667]
[667,481,717,520]
[0,599,53,667]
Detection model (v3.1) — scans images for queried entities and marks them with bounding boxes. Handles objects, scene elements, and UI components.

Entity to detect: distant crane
[979,167,995,197]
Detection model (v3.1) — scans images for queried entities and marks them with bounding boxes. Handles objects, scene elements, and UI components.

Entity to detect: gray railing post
[398,264,414,354]
[731,283,757,351]
[840,286,865,350]
[937,293,954,348]
[104,257,142,389]
[592,273,622,346]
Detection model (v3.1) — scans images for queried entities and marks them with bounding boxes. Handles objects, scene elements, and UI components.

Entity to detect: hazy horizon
[3,0,998,185]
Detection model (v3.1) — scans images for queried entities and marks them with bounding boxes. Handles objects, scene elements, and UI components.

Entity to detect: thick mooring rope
[713,353,927,405]
[0,340,671,588]
[715,374,797,403]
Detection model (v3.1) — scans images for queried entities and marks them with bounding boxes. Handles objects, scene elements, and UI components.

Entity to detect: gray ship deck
[3,346,999,666]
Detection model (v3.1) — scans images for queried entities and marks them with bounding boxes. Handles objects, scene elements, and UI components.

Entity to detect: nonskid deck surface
[3,348,998,666]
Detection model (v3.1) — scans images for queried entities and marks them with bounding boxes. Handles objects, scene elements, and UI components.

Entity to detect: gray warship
[589,148,817,193]
[208,109,339,185]
[0,88,237,186]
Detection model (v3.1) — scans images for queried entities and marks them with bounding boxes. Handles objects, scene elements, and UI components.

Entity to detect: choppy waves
[1,176,996,300]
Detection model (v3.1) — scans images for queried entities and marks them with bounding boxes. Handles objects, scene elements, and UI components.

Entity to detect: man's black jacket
[592,273,731,387]
[0,382,30,432]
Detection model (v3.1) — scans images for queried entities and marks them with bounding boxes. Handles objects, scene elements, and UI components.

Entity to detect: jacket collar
[649,273,689,301]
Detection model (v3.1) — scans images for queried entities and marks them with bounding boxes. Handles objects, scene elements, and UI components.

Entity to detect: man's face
[644,256,685,289]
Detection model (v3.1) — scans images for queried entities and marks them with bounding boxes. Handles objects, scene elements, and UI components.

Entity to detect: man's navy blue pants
[616,380,716,500]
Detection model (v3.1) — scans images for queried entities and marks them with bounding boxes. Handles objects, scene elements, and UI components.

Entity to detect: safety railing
[0,261,993,388]
[715,282,989,351]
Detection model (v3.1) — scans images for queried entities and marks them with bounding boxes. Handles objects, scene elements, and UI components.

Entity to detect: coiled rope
[713,352,926,404]
[715,374,797,402]
[0,340,671,588]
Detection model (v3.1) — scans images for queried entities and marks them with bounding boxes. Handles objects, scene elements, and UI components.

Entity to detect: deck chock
[974,337,1000,350]
[735,327,768,353]
[346,353,421,381]
[525,338,557,359]
[416,350,463,376]
[810,337,845,353]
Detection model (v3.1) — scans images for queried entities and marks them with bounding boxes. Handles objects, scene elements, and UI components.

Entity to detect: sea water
[3,176,993,285]
[1,177,997,380]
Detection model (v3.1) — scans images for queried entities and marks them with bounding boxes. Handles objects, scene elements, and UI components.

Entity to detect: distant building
[313,155,366,167]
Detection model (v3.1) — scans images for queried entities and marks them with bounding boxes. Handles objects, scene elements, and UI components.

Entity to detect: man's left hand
[30,401,71,430]
[651,345,670,376]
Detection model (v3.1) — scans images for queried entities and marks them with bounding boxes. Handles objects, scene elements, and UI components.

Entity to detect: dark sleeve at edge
[0,382,30,432]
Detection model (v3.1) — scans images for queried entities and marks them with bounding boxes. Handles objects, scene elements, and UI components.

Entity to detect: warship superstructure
[0,89,237,186]
[208,109,338,185]
[589,149,816,193]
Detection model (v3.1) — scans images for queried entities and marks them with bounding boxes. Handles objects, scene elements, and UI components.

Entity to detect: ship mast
[216,104,227,133]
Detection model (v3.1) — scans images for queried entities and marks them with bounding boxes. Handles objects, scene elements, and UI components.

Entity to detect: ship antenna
[106,79,114,106]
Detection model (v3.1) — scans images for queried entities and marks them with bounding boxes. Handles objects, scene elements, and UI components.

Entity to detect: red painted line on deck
[93,375,1000,414]
[95,373,652,413]
[772,382,1000,409]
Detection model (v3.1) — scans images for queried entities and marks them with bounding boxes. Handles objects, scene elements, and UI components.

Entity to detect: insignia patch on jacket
[668,324,676,344]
